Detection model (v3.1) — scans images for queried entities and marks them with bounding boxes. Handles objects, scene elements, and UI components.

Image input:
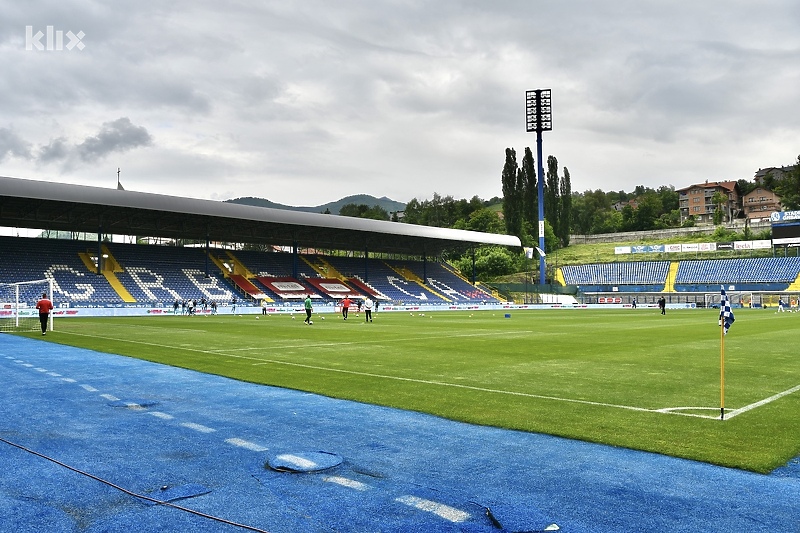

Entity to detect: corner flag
[720,287,735,335]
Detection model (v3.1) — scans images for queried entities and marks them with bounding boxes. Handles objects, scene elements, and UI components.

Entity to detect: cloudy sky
[1,1,799,207]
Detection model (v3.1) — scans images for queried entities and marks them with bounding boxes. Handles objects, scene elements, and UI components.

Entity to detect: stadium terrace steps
[224,251,257,278]
[439,263,498,300]
[77,251,98,272]
[385,262,452,302]
[663,261,680,293]
[206,253,231,277]
[102,271,137,302]
[788,272,800,292]
[346,277,386,300]
[229,274,271,301]
[100,245,124,272]
[554,267,566,286]
[314,256,347,280]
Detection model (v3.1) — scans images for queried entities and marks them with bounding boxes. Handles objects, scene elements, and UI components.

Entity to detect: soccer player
[364,297,373,322]
[35,292,53,335]
[304,294,313,325]
[341,296,351,320]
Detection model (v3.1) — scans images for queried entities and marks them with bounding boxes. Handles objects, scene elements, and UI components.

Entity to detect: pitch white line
[395,495,470,523]
[80,384,98,392]
[225,438,268,452]
[54,330,795,420]
[180,422,216,433]
[323,476,371,491]
[148,411,174,420]
[54,330,656,414]
[724,384,800,420]
[100,394,120,401]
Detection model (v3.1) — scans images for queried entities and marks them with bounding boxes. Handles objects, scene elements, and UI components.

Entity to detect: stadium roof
[0,176,520,256]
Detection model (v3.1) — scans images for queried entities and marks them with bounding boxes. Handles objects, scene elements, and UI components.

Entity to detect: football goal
[0,279,54,333]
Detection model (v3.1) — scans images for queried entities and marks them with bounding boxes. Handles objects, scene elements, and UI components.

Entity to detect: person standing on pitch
[341,296,351,320]
[364,297,373,323]
[658,296,666,315]
[35,292,53,335]
[304,294,313,325]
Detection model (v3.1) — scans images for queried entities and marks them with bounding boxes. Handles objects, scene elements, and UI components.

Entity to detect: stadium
[1,176,798,532]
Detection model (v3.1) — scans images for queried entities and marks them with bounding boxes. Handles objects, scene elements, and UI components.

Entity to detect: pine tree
[559,167,572,246]
[521,147,537,228]
[501,148,522,237]
[545,155,560,244]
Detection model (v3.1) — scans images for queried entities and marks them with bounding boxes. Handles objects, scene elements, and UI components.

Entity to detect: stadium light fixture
[525,89,552,285]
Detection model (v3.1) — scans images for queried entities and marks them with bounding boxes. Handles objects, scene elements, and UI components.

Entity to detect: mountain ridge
[225,194,406,216]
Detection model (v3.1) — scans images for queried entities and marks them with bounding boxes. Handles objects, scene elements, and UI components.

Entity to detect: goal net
[0,279,54,333]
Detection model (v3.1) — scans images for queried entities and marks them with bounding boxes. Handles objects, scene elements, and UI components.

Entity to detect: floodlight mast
[525,89,552,285]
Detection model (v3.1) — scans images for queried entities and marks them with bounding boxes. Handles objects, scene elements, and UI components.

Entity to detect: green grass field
[18,308,800,473]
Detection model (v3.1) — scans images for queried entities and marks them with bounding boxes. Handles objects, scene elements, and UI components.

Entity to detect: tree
[592,209,623,234]
[710,191,728,225]
[464,208,505,234]
[545,155,560,242]
[453,245,517,280]
[339,203,390,220]
[633,193,662,230]
[501,148,523,238]
[559,167,572,246]
[766,155,800,209]
[520,147,537,228]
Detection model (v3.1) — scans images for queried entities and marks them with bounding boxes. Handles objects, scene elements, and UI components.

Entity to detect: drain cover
[267,451,343,473]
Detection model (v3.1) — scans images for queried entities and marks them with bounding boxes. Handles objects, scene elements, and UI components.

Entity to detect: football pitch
[24,308,800,474]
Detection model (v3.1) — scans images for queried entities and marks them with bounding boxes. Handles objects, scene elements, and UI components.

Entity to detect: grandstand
[556,257,800,307]
[0,236,503,309]
[674,257,800,292]
[560,261,671,293]
[4,233,800,311]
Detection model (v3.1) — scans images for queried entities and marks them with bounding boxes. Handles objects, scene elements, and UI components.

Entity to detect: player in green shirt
[304,295,313,325]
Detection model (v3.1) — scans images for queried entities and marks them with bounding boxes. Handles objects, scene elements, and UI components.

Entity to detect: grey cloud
[38,137,70,163]
[0,128,32,161]
[76,118,153,162]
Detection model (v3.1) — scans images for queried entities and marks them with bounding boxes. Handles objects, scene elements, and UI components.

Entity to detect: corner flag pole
[720,315,725,420]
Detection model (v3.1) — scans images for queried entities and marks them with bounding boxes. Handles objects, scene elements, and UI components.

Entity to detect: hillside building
[678,181,741,224]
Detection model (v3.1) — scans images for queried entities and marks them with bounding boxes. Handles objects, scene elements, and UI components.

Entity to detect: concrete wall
[570,220,772,245]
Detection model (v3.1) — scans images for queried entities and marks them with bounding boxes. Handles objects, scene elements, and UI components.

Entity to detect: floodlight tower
[525,89,552,285]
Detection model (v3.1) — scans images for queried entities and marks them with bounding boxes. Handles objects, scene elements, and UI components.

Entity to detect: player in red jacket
[341,297,351,320]
[36,292,54,335]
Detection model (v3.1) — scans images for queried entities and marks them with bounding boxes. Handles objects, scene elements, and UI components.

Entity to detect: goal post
[0,279,54,333]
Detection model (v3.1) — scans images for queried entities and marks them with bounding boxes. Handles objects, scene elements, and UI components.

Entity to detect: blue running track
[1,335,798,532]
